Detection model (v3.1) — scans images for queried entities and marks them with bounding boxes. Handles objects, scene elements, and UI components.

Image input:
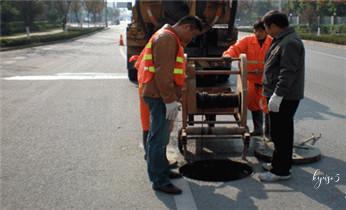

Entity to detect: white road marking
[173,178,198,210]
[13,56,27,60]
[119,47,126,60]
[309,49,346,61]
[2,72,128,80]
[2,60,15,64]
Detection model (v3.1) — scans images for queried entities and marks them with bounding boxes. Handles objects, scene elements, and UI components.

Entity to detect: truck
[126,0,238,82]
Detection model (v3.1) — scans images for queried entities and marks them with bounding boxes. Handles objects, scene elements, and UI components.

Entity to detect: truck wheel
[128,67,137,83]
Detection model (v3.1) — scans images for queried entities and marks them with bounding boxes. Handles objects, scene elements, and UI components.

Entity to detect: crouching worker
[223,20,272,139]
[136,16,203,195]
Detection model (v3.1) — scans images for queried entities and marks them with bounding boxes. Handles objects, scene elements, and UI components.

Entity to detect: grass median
[0,27,105,50]
[238,27,346,45]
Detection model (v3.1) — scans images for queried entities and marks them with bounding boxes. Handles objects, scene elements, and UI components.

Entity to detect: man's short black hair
[253,20,265,31]
[176,15,203,31]
[262,10,289,28]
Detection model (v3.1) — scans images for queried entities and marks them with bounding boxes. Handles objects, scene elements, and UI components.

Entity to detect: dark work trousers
[268,98,300,176]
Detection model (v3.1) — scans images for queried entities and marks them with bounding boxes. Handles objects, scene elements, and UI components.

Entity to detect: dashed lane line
[119,47,126,60]
[1,73,128,80]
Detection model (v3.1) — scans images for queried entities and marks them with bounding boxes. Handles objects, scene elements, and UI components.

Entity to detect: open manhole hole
[179,159,253,182]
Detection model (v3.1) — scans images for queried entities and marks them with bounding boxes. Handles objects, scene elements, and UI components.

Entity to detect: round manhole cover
[179,159,253,182]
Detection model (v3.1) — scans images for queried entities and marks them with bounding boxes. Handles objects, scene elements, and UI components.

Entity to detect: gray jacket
[263,27,305,100]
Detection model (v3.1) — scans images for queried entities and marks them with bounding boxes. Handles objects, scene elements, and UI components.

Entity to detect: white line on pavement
[309,49,346,61]
[2,73,128,80]
[119,47,126,60]
[2,60,15,64]
[173,178,198,210]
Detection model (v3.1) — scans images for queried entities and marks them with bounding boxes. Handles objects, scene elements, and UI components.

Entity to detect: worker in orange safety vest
[138,16,203,195]
[128,26,186,160]
[223,20,273,139]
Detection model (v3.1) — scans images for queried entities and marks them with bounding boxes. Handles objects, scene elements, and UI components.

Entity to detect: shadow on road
[296,97,346,120]
[152,154,345,209]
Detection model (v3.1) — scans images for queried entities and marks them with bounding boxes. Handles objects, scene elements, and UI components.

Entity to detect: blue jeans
[143,96,171,188]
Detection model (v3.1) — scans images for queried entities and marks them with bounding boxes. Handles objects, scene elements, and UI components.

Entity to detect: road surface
[1,24,345,209]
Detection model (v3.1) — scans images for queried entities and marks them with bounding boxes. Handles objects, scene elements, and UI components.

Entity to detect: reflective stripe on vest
[138,28,186,86]
[144,54,152,60]
[146,42,152,48]
[174,68,183,74]
[176,56,184,63]
[144,66,155,72]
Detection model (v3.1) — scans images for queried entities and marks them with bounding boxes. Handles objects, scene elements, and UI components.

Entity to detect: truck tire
[128,67,137,83]
[127,58,137,83]
[127,46,142,83]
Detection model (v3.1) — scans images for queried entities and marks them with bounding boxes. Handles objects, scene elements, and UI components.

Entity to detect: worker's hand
[165,101,181,120]
[268,93,283,112]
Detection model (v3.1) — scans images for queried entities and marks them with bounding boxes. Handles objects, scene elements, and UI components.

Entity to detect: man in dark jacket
[258,10,305,182]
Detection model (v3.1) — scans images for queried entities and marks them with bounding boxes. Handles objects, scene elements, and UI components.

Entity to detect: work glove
[268,93,283,112]
[165,101,181,120]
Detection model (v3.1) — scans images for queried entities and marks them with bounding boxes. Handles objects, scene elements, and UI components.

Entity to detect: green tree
[56,0,73,31]
[0,1,20,22]
[17,0,44,37]
[335,0,346,16]
[71,0,83,27]
[85,0,105,26]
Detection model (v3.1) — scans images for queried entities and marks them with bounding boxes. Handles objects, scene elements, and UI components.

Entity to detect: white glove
[165,101,181,120]
[268,93,283,112]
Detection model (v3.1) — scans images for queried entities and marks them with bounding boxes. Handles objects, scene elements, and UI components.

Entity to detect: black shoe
[169,171,182,179]
[153,183,182,195]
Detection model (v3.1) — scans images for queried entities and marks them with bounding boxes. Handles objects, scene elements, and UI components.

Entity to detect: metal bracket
[296,133,322,146]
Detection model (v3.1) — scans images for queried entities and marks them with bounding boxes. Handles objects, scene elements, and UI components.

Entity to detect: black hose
[197,92,239,109]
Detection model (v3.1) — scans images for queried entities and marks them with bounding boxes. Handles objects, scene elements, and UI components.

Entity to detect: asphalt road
[1,24,345,209]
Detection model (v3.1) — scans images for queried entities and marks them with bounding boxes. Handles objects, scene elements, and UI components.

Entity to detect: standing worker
[258,10,305,182]
[223,20,272,139]
[129,54,151,156]
[137,16,203,194]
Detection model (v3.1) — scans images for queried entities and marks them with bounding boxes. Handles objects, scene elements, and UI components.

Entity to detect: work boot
[251,111,263,136]
[153,183,182,195]
[143,130,149,160]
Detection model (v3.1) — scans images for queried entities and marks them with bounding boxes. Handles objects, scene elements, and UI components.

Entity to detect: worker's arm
[152,34,178,103]
[222,36,249,58]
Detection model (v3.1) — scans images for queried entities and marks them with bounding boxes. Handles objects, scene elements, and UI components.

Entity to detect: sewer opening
[179,159,253,182]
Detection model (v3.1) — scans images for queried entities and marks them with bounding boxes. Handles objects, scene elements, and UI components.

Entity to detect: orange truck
[126,0,238,82]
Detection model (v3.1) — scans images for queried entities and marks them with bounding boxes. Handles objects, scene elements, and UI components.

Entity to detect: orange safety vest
[135,29,186,87]
[128,28,186,132]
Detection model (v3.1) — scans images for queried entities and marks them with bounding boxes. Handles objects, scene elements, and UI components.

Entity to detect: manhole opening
[179,159,253,182]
